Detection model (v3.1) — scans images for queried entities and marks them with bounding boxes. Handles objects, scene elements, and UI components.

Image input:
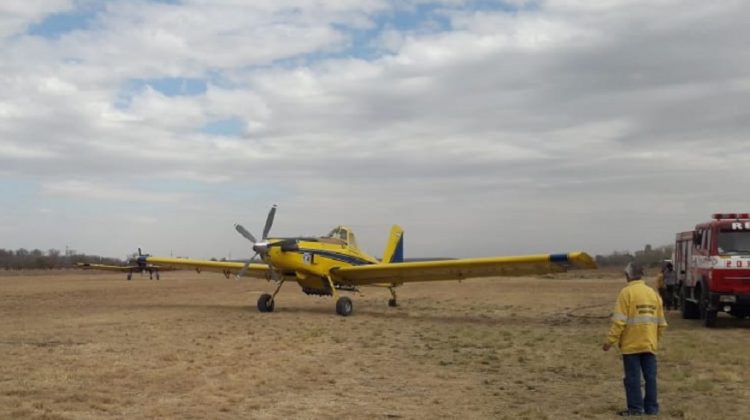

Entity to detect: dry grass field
[1,269,748,419]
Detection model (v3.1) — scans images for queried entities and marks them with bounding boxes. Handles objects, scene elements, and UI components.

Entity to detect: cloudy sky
[1,0,748,260]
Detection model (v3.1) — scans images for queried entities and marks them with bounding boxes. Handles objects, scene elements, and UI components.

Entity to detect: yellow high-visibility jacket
[605,280,668,354]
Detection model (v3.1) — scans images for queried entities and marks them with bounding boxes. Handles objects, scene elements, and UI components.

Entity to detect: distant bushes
[595,244,674,268]
[0,248,124,270]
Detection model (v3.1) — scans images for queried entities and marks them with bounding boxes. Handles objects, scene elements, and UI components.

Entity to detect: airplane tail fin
[382,225,404,263]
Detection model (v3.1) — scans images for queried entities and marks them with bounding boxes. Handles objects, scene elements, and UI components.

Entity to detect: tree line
[594,244,674,268]
[0,248,124,270]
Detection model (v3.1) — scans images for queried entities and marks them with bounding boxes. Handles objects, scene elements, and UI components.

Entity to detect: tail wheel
[257,293,275,313]
[336,296,353,316]
[388,298,398,307]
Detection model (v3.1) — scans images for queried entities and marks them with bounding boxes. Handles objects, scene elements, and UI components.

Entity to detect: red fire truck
[674,213,750,327]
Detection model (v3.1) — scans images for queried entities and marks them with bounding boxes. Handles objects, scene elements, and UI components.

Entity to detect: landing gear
[336,296,353,316]
[388,287,398,307]
[155,271,160,280]
[257,293,275,312]
[257,281,285,313]
[127,272,132,281]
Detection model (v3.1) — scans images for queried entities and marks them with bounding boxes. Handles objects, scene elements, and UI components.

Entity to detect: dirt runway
[1,270,747,419]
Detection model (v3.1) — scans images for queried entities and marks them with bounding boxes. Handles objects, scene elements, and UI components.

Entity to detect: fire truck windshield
[717,231,750,255]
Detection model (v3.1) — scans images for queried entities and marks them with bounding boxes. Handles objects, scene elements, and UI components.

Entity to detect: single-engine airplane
[136,206,597,316]
[77,249,175,280]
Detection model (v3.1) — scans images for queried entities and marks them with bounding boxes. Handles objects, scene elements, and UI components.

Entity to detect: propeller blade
[235,224,257,243]
[262,205,277,239]
[235,253,258,280]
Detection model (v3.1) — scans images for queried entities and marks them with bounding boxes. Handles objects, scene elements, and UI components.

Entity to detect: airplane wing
[75,262,180,272]
[331,252,596,286]
[140,256,269,278]
[75,262,135,272]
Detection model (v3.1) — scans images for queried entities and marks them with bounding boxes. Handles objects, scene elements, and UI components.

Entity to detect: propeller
[235,205,278,280]
[132,248,150,267]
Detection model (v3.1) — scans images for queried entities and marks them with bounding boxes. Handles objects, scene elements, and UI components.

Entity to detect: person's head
[624,262,644,281]
[665,262,674,272]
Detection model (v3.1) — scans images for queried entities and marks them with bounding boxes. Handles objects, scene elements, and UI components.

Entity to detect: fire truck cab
[675,213,750,327]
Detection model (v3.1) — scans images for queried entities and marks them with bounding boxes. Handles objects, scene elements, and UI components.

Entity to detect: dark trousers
[622,353,659,414]
[665,285,676,309]
[658,287,667,307]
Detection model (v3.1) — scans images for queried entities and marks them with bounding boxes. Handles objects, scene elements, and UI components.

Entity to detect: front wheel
[680,286,699,319]
[257,293,275,313]
[699,289,717,327]
[336,296,353,316]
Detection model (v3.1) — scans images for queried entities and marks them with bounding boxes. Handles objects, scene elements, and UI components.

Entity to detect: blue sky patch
[27,3,103,39]
[200,117,246,137]
[115,77,208,109]
[266,1,528,65]
[140,77,207,97]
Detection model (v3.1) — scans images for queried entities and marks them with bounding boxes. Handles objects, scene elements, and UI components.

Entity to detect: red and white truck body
[674,213,750,326]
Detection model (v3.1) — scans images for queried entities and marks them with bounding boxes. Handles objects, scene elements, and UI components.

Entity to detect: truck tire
[699,290,717,328]
[680,286,700,319]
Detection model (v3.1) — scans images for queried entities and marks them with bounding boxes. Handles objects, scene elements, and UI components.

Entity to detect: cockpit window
[324,226,359,249]
[326,227,349,244]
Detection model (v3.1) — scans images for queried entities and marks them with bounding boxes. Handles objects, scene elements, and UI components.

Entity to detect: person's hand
[602,343,612,352]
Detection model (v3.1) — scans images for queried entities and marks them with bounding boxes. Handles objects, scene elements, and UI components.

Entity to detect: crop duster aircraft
[77,249,175,280]
[136,206,597,316]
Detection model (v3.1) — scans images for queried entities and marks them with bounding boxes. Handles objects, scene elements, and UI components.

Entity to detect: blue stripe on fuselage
[549,253,569,263]
[298,248,373,266]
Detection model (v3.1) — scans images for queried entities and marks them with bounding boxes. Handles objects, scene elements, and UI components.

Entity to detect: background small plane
[136,206,597,316]
[77,249,175,280]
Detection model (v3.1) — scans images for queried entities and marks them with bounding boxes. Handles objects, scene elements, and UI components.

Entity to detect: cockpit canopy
[325,225,359,249]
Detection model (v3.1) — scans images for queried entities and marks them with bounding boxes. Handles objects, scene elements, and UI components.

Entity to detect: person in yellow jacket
[603,262,668,416]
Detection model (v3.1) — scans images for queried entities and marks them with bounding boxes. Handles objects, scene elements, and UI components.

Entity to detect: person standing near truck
[663,262,677,310]
[603,262,668,416]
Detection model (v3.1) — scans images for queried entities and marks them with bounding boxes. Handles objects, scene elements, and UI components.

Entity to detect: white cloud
[42,180,188,203]
[1,1,749,258]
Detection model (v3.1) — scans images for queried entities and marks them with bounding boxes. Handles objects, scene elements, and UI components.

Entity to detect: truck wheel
[680,286,699,319]
[699,290,717,328]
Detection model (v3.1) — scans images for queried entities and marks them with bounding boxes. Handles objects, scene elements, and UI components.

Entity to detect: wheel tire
[127,273,132,281]
[336,296,353,316]
[388,298,398,307]
[156,273,160,280]
[700,290,717,327]
[680,286,700,319]
[257,293,275,313]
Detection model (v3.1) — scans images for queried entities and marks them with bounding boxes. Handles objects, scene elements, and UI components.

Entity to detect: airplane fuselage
[266,237,379,293]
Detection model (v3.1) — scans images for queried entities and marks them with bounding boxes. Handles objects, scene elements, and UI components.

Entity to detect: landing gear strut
[388,286,398,307]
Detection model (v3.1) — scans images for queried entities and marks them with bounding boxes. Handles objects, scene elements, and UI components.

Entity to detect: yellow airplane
[77,249,175,280]
[136,205,597,316]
